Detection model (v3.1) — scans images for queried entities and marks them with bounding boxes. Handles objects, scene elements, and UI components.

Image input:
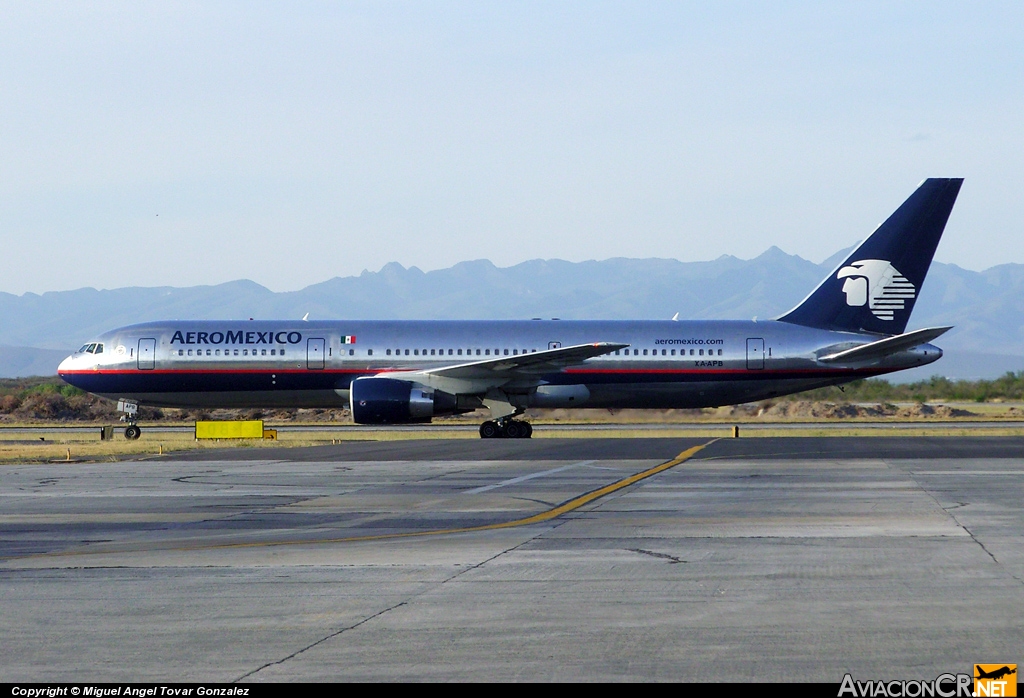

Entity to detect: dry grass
[3,420,1024,465]
[0,428,486,464]
[2,398,1024,465]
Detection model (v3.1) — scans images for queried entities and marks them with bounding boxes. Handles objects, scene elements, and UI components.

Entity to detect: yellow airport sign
[195,420,265,440]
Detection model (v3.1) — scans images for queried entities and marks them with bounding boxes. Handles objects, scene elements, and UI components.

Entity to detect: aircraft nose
[57,355,74,374]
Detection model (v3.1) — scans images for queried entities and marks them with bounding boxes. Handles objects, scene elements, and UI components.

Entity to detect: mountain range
[2,247,1023,381]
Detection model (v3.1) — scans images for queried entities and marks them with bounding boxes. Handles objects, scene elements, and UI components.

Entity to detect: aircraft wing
[818,326,952,364]
[420,342,629,380]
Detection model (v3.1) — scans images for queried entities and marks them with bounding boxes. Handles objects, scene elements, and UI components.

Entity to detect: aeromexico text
[655,338,725,345]
[170,330,303,346]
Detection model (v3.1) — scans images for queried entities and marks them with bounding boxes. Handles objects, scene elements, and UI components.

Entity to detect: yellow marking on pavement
[10,442,712,560]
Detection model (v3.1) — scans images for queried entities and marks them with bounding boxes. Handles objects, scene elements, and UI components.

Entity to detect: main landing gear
[117,399,142,440]
[479,419,533,439]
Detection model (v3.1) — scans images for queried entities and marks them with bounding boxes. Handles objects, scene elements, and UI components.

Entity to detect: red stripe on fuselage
[59,366,891,377]
[58,368,395,375]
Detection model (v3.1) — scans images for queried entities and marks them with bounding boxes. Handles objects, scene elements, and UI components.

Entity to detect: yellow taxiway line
[10,441,712,560]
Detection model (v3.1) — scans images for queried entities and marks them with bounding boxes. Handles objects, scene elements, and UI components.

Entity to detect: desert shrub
[16,393,70,419]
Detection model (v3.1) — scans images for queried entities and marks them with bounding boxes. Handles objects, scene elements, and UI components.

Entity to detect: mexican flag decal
[343,336,356,344]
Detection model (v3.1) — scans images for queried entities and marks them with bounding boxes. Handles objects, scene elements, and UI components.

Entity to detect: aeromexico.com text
[654,338,725,345]
[170,331,302,346]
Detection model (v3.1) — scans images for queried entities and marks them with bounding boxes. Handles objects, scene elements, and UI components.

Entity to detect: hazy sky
[2,2,1022,294]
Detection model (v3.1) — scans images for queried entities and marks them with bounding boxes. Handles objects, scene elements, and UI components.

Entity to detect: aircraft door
[548,341,562,350]
[137,338,156,370]
[746,338,764,370]
[307,338,325,370]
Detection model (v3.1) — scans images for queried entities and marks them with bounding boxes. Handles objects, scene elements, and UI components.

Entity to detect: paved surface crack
[233,600,409,682]
[233,522,563,682]
[893,463,1002,566]
[943,511,1001,565]
[628,548,686,564]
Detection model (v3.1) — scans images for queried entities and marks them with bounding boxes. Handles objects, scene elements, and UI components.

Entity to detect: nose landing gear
[117,399,142,440]
[479,419,533,439]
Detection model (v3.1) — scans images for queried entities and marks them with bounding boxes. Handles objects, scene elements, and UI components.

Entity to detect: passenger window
[699,349,704,356]
[386,349,392,356]
[457,349,462,356]
[368,349,373,356]
[476,349,481,356]
[690,349,695,356]
[349,349,354,356]
[430,349,435,355]
[671,349,676,356]
[217,350,222,356]
[448,349,453,355]
[260,349,266,356]
[513,349,518,355]
[504,349,509,355]
[718,349,722,356]
[662,349,666,356]
[188,349,193,356]
[485,349,490,355]
[280,349,285,356]
[269,349,274,356]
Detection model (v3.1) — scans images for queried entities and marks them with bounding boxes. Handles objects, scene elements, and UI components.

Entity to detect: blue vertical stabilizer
[778,178,963,334]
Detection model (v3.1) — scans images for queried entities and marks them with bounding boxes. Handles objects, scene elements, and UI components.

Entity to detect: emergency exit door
[307,338,325,370]
[137,338,156,370]
[746,338,764,370]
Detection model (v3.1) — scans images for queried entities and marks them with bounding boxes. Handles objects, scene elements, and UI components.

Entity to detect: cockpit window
[76,343,105,354]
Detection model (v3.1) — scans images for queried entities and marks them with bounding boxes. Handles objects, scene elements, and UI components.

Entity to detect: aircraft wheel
[521,422,533,438]
[503,421,522,439]
[479,421,500,439]
[125,425,142,440]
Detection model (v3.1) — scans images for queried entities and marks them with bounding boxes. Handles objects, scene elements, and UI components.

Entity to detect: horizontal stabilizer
[818,326,952,364]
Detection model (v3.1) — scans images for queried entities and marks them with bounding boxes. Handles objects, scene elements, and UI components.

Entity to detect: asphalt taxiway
[2,437,1022,681]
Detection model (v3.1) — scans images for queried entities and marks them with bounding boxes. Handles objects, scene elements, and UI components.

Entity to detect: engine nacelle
[349,377,462,424]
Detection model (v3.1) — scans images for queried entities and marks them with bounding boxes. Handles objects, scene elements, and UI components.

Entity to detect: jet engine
[349,377,463,424]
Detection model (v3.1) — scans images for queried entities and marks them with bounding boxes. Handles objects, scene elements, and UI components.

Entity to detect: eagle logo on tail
[836,259,916,320]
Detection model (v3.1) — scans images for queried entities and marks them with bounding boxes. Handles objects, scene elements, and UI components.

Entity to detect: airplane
[58,178,963,440]
[975,666,1016,681]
